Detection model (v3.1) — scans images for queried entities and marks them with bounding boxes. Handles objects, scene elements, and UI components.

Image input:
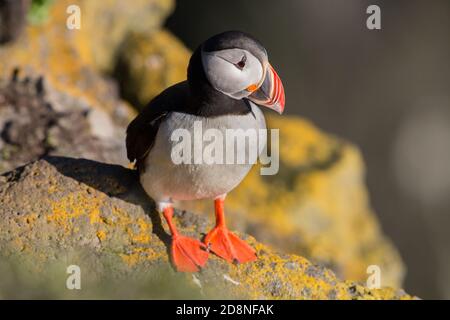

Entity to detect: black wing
[126,81,190,171]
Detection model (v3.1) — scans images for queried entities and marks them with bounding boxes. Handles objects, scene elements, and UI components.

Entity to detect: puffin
[126,31,285,272]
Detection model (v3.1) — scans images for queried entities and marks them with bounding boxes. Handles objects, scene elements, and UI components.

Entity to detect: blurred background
[165,0,450,299]
[0,0,449,299]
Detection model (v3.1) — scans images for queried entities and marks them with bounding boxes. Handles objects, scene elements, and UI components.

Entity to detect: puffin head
[196,31,285,114]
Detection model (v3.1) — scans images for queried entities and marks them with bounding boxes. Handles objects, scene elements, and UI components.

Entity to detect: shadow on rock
[44,156,171,247]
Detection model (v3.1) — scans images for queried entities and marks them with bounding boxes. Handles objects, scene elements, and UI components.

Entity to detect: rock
[0,0,177,172]
[115,29,191,109]
[0,0,174,120]
[0,157,415,299]
[0,0,187,172]
[0,70,127,173]
[69,0,174,72]
[182,115,405,288]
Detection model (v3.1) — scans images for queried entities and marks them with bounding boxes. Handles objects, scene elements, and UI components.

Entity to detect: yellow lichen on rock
[96,230,107,242]
[268,115,341,167]
[48,193,105,231]
[70,0,175,72]
[115,30,191,109]
[225,238,408,300]
[0,157,414,299]
[0,0,175,121]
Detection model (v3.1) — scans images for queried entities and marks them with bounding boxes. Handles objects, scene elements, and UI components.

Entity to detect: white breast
[140,102,266,202]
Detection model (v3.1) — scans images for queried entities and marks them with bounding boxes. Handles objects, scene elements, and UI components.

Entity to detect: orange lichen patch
[225,240,413,300]
[99,206,152,245]
[117,29,191,109]
[89,207,103,225]
[128,218,152,244]
[120,247,167,267]
[225,241,331,299]
[46,192,106,234]
[266,115,339,168]
[71,0,175,72]
[48,184,58,194]
[120,252,139,267]
[22,213,39,225]
[47,188,151,240]
[96,230,107,242]
[44,188,163,266]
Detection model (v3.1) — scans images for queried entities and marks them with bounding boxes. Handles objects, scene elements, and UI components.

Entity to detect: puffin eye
[235,55,247,70]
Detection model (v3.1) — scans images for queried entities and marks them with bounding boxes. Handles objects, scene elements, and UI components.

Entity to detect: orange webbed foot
[171,235,209,272]
[204,226,256,263]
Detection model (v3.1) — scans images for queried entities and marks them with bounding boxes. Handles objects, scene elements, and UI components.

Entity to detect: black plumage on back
[126,82,189,171]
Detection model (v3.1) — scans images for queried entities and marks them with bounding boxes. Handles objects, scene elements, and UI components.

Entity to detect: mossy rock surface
[0,157,414,299]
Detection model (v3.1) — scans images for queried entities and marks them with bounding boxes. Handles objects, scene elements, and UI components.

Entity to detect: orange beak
[247,63,285,114]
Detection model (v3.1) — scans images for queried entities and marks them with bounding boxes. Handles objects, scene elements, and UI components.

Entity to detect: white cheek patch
[202,49,263,97]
